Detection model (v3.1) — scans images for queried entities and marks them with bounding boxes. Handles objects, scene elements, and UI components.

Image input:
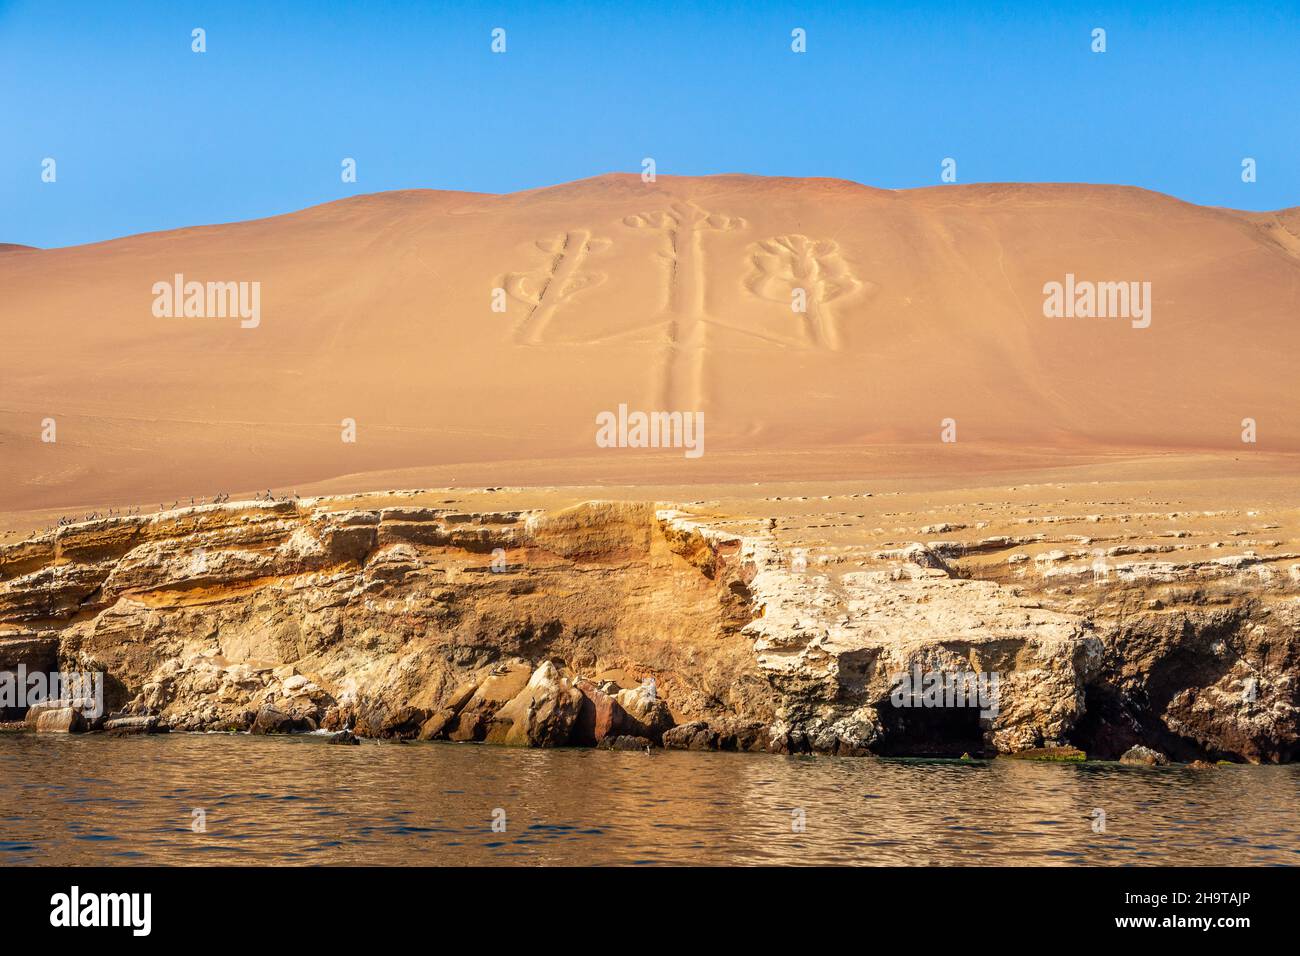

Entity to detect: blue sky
[2,0,1297,248]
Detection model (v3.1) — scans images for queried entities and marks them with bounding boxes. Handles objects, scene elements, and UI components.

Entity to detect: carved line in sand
[500,230,611,346]
[743,235,870,351]
[622,201,748,409]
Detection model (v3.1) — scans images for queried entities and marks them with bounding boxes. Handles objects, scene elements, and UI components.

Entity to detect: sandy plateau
[1,175,1297,760]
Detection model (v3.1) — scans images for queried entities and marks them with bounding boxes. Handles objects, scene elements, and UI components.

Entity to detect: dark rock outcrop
[663,721,718,751]
[250,706,314,735]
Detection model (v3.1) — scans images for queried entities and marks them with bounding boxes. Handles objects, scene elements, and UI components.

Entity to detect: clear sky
[2,0,1297,248]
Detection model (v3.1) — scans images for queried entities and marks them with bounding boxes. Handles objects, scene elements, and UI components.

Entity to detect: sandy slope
[1,174,1297,514]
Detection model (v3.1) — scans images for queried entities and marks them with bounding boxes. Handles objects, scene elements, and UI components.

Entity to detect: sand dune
[2,174,1297,512]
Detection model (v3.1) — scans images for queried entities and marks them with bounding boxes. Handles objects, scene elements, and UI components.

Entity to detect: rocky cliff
[1,490,1296,762]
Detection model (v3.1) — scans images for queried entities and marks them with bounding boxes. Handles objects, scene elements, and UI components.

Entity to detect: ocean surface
[1,733,1297,865]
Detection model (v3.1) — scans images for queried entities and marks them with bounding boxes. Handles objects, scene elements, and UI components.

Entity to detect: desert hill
[2,174,1297,511]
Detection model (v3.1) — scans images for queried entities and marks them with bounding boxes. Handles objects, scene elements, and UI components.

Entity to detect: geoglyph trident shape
[500,201,870,411]
[501,230,611,345]
[622,200,747,408]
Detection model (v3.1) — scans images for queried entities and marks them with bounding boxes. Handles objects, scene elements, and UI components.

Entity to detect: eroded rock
[485,662,583,747]
[250,705,314,735]
[572,680,639,746]
[663,721,717,751]
[614,684,674,744]
[1120,745,1168,766]
[104,715,161,735]
[32,706,87,734]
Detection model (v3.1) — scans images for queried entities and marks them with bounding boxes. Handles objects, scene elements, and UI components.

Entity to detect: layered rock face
[741,491,1299,763]
[1,491,1295,761]
[0,497,772,744]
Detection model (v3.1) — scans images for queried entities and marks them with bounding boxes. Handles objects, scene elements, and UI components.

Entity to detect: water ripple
[0,734,1296,865]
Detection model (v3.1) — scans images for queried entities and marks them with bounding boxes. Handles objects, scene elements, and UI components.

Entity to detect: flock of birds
[36,490,301,535]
